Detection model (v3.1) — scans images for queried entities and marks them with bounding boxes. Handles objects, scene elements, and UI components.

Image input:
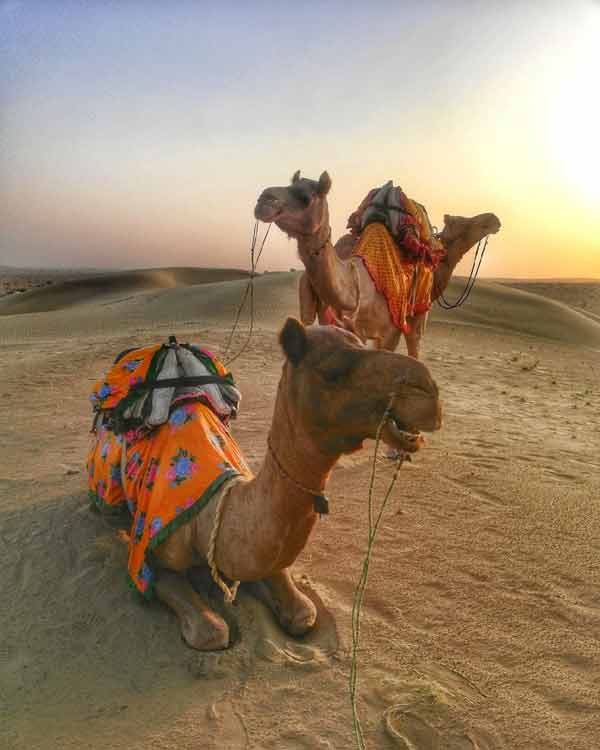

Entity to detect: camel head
[278,318,442,456]
[254,171,332,238]
[439,212,501,250]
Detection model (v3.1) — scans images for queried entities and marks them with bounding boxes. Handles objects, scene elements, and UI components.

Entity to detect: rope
[223,221,271,366]
[435,235,488,309]
[206,484,240,603]
[349,394,405,749]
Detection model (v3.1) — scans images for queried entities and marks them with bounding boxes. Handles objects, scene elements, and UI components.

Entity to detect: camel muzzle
[254,192,281,222]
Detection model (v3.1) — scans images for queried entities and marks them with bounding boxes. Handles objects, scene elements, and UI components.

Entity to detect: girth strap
[129,375,232,392]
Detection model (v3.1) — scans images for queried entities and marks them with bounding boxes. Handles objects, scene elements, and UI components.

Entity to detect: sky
[1,0,599,277]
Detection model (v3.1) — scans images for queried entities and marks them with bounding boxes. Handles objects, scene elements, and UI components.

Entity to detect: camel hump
[334,233,359,260]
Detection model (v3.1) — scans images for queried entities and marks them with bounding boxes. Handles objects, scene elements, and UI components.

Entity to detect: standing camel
[89,319,441,650]
[255,171,501,358]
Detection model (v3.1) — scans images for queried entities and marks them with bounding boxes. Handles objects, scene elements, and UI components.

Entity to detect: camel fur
[254,171,501,358]
[94,320,441,650]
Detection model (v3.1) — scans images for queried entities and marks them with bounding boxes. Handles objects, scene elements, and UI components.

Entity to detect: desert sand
[1,268,599,750]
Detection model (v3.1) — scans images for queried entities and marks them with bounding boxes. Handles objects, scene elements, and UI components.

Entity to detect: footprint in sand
[383,692,495,750]
[375,665,502,750]
[249,580,340,669]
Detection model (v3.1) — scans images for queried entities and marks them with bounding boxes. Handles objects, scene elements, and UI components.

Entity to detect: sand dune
[430,277,600,348]
[0,267,250,316]
[2,269,600,351]
[495,279,600,321]
[2,269,599,749]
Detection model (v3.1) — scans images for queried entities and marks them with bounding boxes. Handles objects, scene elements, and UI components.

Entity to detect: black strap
[129,375,232,392]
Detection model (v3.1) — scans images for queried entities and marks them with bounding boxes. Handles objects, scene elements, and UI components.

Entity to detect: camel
[92,319,441,650]
[254,171,501,358]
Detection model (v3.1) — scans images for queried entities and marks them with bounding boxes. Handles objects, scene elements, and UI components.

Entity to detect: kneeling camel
[94,320,441,650]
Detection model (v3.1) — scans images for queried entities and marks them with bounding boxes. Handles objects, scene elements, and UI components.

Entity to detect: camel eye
[292,188,311,207]
[316,352,359,383]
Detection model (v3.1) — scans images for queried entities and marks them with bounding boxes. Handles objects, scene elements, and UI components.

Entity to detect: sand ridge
[1,270,599,749]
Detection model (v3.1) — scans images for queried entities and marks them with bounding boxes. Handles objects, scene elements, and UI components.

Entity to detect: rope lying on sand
[350,395,406,750]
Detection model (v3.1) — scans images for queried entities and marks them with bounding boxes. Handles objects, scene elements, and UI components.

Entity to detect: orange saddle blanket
[87,343,252,598]
[352,223,434,332]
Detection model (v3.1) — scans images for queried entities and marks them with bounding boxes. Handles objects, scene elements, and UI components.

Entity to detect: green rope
[349,394,405,749]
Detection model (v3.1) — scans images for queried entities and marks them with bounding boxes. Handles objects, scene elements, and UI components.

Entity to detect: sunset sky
[2,0,599,277]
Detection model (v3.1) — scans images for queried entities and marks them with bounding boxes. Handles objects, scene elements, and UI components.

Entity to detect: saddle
[90,336,241,435]
[347,181,445,269]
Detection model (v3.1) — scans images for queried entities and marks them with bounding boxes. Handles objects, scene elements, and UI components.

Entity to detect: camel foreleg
[154,569,230,650]
[403,312,428,359]
[249,568,317,636]
[153,527,229,650]
[380,326,403,352]
[299,272,318,325]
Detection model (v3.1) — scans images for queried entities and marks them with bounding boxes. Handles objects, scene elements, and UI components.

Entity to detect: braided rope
[349,394,405,749]
[206,484,240,604]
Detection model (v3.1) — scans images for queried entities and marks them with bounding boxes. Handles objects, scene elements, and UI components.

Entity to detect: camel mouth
[254,199,282,223]
[381,417,425,454]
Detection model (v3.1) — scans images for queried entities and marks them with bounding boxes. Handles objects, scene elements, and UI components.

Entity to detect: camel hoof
[281,597,318,637]
[181,610,230,651]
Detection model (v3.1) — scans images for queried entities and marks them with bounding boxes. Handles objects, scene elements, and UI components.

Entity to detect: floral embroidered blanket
[352,223,434,333]
[87,343,251,598]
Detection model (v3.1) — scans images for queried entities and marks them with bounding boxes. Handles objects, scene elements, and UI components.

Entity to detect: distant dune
[493,279,600,321]
[1,268,600,352]
[430,277,600,348]
[0,267,251,315]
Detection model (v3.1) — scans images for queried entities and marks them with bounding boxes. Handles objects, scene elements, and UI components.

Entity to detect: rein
[222,220,271,366]
[434,234,489,309]
[350,394,406,750]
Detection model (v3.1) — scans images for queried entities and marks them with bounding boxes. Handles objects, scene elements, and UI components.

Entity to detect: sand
[1,268,599,750]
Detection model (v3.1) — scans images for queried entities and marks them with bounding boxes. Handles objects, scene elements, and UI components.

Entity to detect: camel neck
[441,237,468,273]
[296,224,332,260]
[256,369,338,508]
[296,223,358,315]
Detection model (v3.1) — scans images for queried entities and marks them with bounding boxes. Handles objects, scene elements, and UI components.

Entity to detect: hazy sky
[2,0,599,277]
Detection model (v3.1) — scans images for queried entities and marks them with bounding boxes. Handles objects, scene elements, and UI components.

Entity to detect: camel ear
[317,171,332,195]
[279,317,308,366]
[291,170,301,183]
[443,214,451,226]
